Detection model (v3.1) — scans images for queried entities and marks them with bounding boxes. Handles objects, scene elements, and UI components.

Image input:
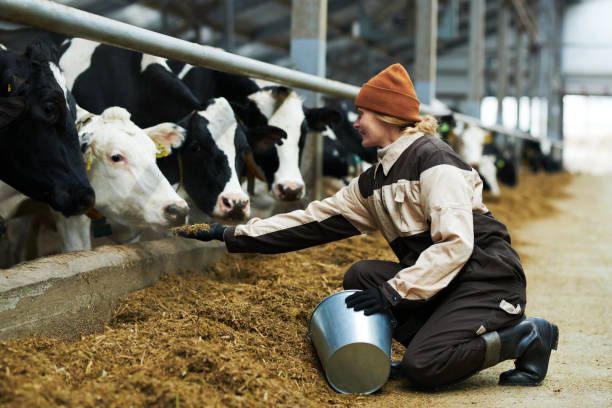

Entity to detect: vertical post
[515,29,524,130]
[414,0,438,105]
[290,0,327,202]
[224,0,235,52]
[467,0,486,118]
[496,2,510,125]
[546,0,563,143]
[526,43,539,134]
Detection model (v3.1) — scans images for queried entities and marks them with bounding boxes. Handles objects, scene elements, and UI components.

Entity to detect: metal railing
[0,0,558,149]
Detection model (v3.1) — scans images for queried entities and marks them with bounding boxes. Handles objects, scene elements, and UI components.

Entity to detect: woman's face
[353,108,400,148]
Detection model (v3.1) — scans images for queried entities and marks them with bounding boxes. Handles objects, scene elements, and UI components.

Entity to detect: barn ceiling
[45,0,523,85]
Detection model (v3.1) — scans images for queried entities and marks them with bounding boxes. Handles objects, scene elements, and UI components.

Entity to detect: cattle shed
[0,1,611,407]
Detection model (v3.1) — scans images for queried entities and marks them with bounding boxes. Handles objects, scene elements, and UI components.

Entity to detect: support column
[515,29,525,130]
[496,2,510,125]
[290,0,327,201]
[545,0,563,142]
[526,43,539,134]
[536,0,563,142]
[224,0,235,52]
[414,0,438,105]
[467,0,485,118]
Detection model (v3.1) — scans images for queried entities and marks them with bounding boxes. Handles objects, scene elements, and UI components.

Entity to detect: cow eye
[190,142,201,153]
[110,154,124,162]
[43,101,59,122]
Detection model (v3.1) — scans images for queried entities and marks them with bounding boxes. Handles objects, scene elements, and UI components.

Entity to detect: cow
[325,102,377,164]
[522,139,562,173]
[154,97,254,219]
[453,122,502,197]
[0,39,95,216]
[166,62,340,201]
[242,82,341,201]
[0,105,189,253]
[56,37,283,220]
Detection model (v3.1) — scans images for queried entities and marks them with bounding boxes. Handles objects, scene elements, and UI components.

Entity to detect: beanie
[355,63,421,122]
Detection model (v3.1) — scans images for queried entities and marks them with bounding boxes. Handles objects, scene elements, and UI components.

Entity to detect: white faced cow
[0,39,95,216]
[0,106,189,253]
[456,123,501,197]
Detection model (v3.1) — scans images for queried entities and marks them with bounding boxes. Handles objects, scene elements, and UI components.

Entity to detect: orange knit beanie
[355,63,421,122]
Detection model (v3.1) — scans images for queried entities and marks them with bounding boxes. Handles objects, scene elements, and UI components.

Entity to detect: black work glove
[345,287,390,316]
[174,222,226,242]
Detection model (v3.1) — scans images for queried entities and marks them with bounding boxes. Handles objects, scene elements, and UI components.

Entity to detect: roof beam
[510,0,538,46]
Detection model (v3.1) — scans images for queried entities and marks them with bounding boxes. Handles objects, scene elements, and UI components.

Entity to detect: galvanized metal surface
[308,290,392,394]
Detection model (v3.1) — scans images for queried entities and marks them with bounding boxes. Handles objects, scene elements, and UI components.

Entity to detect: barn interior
[0,1,610,407]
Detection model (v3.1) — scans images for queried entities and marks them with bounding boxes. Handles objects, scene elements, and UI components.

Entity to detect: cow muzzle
[51,185,96,217]
[275,182,304,201]
[217,193,250,220]
[163,203,190,226]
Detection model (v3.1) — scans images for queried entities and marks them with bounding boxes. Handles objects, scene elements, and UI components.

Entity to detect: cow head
[0,40,95,216]
[77,106,189,228]
[236,86,339,201]
[156,98,251,220]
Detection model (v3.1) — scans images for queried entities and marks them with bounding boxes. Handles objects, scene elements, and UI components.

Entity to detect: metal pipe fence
[0,0,559,148]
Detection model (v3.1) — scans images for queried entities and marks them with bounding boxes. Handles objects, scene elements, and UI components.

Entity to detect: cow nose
[76,186,96,213]
[218,193,250,220]
[163,203,190,226]
[276,182,304,201]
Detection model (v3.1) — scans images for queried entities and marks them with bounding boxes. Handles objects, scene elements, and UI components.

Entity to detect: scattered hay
[171,223,210,237]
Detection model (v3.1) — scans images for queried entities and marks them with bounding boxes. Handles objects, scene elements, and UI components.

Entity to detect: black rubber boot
[481,317,559,386]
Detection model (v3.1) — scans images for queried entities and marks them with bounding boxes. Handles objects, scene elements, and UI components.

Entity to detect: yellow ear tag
[7,83,11,93]
[156,142,169,158]
[484,133,493,144]
[86,149,92,171]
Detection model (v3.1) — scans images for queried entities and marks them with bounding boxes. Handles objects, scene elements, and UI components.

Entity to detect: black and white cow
[57,38,282,220]
[0,39,95,216]
[305,104,375,185]
[165,63,340,201]
[324,103,377,164]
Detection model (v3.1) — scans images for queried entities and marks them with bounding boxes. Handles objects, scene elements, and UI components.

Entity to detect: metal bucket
[308,290,393,394]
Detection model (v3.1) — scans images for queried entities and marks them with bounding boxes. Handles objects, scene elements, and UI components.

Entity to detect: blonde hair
[374,112,438,136]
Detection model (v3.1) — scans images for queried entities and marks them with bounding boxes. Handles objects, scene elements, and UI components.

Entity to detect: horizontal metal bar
[0,0,360,99]
[0,0,561,149]
[454,112,563,149]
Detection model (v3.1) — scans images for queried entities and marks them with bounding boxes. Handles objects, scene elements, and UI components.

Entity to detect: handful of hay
[171,223,210,237]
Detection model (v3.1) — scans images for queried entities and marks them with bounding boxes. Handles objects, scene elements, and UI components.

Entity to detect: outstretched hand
[173,222,226,242]
[345,287,390,316]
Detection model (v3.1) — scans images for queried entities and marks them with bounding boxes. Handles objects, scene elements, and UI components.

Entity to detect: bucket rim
[307,289,360,336]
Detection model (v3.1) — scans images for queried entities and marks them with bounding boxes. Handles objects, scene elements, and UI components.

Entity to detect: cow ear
[246,125,287,153]
[144,122,186,158]
[75,105,95,131]
[0,97,26,128]
[305,107,342,131]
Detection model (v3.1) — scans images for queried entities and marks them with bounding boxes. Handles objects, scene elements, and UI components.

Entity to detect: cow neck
[174,151,185,193]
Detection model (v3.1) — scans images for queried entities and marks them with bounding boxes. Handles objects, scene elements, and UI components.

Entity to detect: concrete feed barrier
[0,238,226,341]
